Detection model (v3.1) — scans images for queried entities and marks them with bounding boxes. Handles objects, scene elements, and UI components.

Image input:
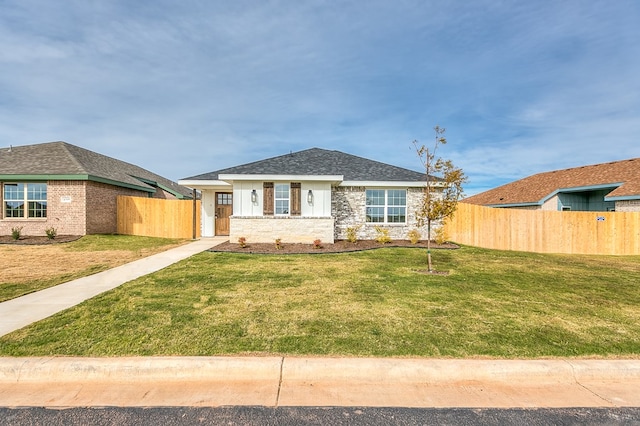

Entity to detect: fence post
[192,189,197,240]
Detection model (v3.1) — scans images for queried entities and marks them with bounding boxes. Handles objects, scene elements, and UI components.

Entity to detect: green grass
[61,234,186,252]
[1,246,639,358]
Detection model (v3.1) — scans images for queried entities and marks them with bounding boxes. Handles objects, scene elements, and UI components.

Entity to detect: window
[366,189,406,223]
[216,193,232,205]
[3,183,47,219]
[263,182,302,216]
[274,183,290,215]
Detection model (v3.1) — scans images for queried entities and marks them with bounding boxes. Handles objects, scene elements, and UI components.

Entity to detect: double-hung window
[3,183,47,219]
[365,189,406,223]
[274,183,290,215]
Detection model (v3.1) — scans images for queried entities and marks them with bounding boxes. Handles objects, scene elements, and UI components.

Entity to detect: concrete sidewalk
[0,238,226,337]
[1,357,639,408]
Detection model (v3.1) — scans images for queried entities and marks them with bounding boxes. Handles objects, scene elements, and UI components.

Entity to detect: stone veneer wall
[230,217,335,244]
[615,200,640,212]
[332,186,432,241]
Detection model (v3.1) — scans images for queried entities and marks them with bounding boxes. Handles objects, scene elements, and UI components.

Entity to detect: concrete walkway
[0,237,226,337]
[1,238,639,409]
[1,357,640,408]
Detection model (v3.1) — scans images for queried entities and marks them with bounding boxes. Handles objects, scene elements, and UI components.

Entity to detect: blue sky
[1,1,639,195]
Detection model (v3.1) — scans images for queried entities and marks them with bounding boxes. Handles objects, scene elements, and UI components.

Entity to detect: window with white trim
[3,183,47,219]
[365,189,406,223]
[274,183,290,215]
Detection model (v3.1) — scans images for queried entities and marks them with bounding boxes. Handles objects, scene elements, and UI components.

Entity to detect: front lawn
[0,235,187,302]
[1,246,639,358]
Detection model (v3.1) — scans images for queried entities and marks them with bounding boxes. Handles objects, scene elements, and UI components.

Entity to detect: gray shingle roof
[0,141,193,198]
[184,148,436,182]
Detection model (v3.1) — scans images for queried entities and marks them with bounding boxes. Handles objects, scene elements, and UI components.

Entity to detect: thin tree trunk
[427,219,433,272]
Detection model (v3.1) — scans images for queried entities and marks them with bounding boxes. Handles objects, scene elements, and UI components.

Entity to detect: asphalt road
[2,407,640,425]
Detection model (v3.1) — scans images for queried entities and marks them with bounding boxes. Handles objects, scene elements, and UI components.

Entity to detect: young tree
[413,126,467,272]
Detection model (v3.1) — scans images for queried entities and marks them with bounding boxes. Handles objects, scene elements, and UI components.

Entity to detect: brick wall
[85,181,149,234]
[615,200,640,212]
[0,180,88,236]
[1,179,175,237]
[47,181,88,235]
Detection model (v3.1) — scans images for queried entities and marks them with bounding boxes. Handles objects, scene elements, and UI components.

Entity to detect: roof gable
[0,141,192,198]
[465,158,640,206]
[184,148,433,183]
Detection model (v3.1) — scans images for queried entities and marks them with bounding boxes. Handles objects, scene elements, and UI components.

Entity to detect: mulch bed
[0,235,82,245]
[211,239,459,254]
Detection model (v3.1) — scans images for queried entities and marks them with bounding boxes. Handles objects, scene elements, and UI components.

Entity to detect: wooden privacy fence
[444,202,640,255]
[117,196,201,239]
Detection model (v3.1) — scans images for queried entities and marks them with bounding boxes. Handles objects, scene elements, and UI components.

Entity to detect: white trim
[341,180,443,188]
[274,183,290,216]
[365,188,408,224]
[178,180,231,189]
[218,174,343,182]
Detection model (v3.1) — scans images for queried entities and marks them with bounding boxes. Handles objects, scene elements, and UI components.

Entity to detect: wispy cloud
[1,0,639,190]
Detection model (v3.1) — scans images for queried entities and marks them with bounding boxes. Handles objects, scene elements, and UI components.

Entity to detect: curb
[0,356,282,383]
[2,357,640,384]
[2,357,640,408]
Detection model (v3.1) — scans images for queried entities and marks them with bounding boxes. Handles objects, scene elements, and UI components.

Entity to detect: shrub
[238,237,247,248]
[313,239,322,249]
[11,226,23,240]
[434,226,448,244]
[346,225,361,243]
[374,226,392,244]
[275,238,283,250]
[408,229,421,244]
[45,227,57,240]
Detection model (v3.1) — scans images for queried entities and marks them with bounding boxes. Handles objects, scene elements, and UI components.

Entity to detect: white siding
[233,181,332,217]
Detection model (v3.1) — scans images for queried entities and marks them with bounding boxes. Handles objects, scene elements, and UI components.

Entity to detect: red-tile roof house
[464,158,640,212]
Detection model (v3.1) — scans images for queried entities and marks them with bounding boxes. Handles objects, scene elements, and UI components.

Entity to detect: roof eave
[484,202,541,208]
[0,174,87,181]
[0,173,157,194]
[218,174,344,183]
[87,175,155,193]
[178,179,232,189]
[340,180,444,187]
[605,194,640,202]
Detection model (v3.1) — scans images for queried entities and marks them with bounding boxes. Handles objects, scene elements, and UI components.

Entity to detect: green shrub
[45,227,57,240]
[11,226,23,240]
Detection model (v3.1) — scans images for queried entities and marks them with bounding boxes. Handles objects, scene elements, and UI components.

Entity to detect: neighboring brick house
[464,157,640,212]
[1,141,192,236]
[179,148,443,243]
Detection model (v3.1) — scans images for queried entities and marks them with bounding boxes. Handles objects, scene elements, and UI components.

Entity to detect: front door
[215,192,233,236]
